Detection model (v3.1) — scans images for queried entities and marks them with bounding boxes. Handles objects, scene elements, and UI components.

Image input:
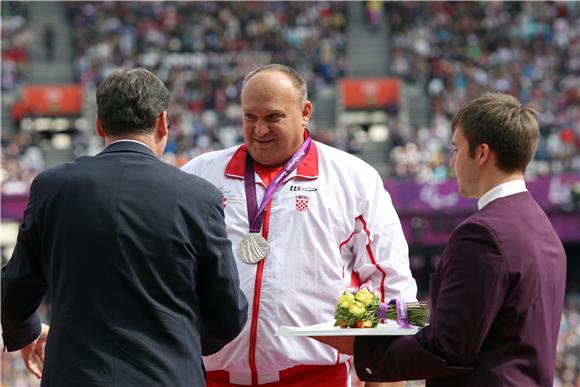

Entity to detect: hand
[309,335,355,355]
[21,323,49,379]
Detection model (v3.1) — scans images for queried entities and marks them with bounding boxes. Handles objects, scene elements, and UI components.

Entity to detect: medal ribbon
[244,137,312,232]
[389,298,410,328]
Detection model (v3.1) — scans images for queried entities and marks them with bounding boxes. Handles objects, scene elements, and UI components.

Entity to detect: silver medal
[238,233,269,264]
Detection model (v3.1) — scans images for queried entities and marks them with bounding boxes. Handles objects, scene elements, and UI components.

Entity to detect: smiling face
[241,70,312,167]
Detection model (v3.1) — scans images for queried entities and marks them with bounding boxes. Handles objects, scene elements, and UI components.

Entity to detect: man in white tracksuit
[182,64,417,387]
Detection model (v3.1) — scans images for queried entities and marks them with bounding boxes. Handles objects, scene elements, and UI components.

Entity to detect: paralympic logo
[419,184,459,209]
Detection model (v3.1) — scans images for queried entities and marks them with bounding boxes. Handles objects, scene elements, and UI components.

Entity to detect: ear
[476,143,491,166]
[301,100,313,127]
[155,111,169,141]
[95,116,106,139]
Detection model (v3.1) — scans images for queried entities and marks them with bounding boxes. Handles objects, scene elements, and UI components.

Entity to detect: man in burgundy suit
[313,92,567,386]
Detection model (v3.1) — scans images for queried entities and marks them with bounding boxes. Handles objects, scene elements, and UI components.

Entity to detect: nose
[449,154,455,169]
[254,120,270,137]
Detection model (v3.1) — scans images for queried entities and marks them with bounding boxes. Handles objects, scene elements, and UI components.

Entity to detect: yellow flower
[349,301,366,315]
[355,288,374,306]
[338,291,355,308]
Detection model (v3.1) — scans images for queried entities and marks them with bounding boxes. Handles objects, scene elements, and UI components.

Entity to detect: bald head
[242,64,307,107]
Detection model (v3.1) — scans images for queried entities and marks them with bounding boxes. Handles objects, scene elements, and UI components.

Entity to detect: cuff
[354,335,473,382]
[2,314,41,352]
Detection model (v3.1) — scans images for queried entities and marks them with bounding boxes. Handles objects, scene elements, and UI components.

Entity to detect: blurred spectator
[388,126,452,183]
[1,1,33,91]
[365,1,383,30]
[43,23,55,61]
[1,132,44,195]
[554,297,580,387]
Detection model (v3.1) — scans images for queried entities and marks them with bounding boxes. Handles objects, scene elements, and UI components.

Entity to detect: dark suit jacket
[2,141,248,387]
[355,191,566,386]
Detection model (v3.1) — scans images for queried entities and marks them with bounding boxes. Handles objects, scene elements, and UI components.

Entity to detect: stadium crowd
[3,2,580,192]
[386,1,580,182]
[1,2,579,386]
[2,1,348,194]
[66,1,347,168]
[1,2,38,197]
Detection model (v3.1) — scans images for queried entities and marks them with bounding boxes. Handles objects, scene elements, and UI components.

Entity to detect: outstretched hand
[21,323,49,379]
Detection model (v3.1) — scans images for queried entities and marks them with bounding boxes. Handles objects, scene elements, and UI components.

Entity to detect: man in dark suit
[313,92,567,386]
[1,68,248,386]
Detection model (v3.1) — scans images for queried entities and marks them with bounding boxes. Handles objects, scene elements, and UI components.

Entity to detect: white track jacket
[182,140,417,385]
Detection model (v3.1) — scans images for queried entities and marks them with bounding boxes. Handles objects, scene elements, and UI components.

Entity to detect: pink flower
[346,286,358,295]
[359,281,375,293]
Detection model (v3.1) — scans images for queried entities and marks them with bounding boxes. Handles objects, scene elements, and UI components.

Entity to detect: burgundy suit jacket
[355,191,566,387]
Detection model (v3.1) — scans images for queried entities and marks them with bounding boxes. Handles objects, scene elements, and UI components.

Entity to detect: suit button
[365,368,373,375]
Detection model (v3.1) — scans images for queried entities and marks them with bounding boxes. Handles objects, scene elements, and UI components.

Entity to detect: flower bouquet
[334,283,429,329]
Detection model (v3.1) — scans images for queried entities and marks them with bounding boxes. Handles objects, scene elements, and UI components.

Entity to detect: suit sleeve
[1,178,47,351]
[351,171,417,302]
[197,191,248,356]
[354,221,505,381]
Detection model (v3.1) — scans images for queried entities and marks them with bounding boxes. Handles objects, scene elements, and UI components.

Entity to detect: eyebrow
[265,109,285,115]
[244,108,284,113]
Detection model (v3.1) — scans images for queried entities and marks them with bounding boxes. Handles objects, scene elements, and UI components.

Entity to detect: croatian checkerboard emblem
[295,194,309,212]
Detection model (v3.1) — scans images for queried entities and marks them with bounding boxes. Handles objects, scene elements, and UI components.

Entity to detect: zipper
[248,200,272,385]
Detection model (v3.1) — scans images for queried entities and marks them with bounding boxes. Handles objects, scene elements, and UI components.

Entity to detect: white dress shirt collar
[109,139,153,151]
[477,180,527,210]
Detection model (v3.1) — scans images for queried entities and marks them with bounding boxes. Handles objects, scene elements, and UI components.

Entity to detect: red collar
[224,141,319,180]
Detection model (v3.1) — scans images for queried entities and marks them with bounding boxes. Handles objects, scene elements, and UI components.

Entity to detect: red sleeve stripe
[339,231,355,280]
[338,231,355,250]
[356,215,387,302]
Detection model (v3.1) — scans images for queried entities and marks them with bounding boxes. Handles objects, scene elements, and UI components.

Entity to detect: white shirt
[477,180,527,210]
[109,139,152,150]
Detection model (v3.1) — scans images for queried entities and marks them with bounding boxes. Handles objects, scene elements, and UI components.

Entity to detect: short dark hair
[96,68,170,136]
[242,64,308,104]
[451,92,539,173]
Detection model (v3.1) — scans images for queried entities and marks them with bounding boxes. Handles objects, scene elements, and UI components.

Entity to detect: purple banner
[1,194,28,221]
[384,173,580,245]
[385,173,580,213]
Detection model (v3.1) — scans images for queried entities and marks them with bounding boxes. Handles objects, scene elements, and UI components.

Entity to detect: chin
[258,159,281,167]
[249,152,274,166]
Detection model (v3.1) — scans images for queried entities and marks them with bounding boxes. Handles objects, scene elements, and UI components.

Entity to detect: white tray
[276,320,420,337]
